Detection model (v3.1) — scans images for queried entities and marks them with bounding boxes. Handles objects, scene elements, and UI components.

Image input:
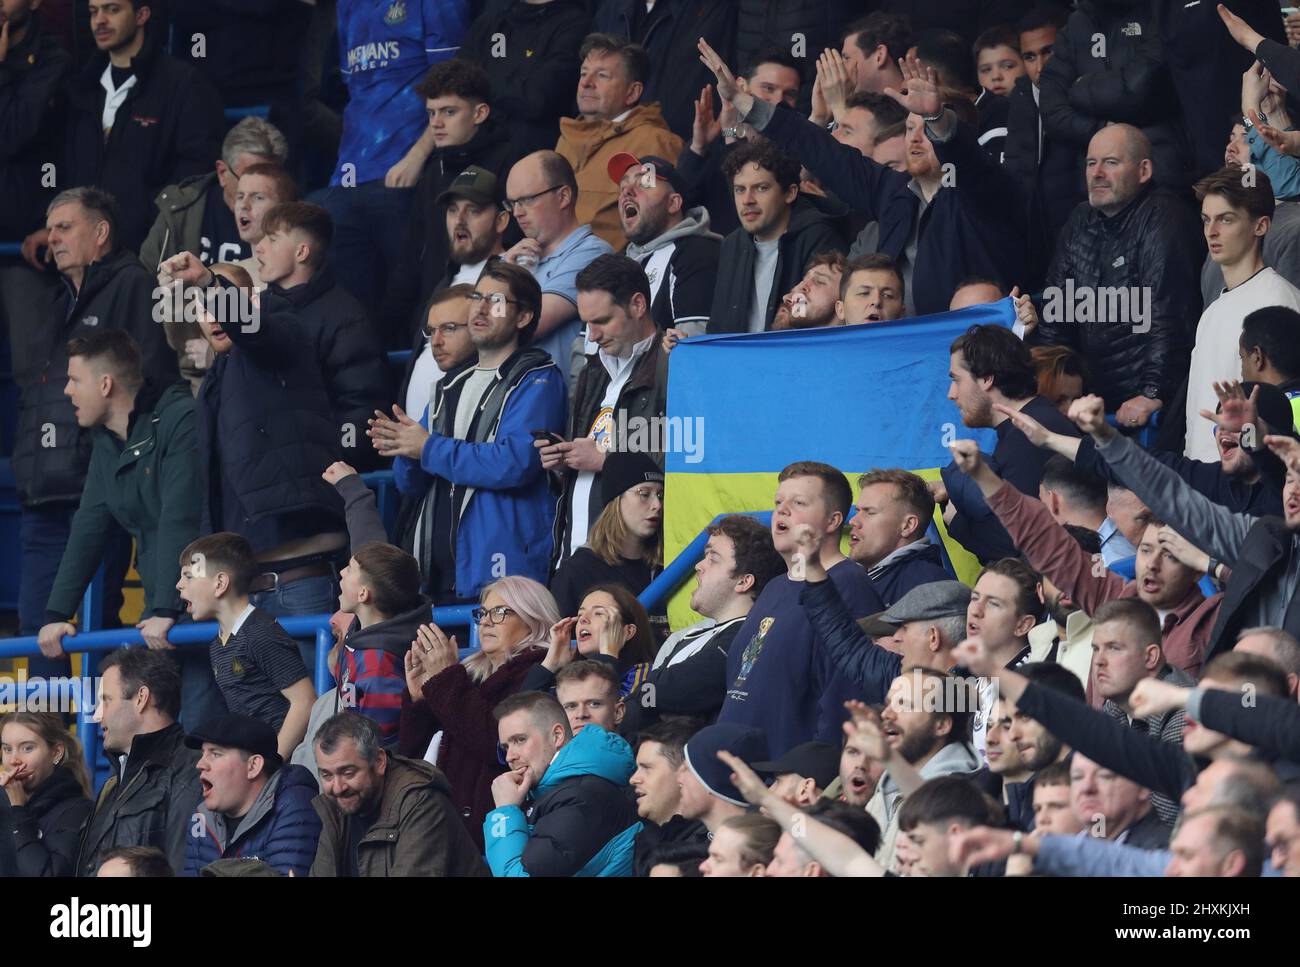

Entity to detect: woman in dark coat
[399,576,560,850]
[1,712,94,877]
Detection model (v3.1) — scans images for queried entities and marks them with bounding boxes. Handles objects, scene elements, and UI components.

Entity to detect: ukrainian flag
[663,298,1017,628]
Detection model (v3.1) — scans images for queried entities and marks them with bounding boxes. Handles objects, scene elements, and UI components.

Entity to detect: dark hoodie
[11,248,179,509]
[338,596,434,747]
[707,195,846,333]
[0,10,72,237]
[62,23,224,250]
[0,766,92,877]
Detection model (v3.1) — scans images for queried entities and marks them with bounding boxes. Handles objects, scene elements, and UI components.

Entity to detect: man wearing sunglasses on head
[372,262,567,605]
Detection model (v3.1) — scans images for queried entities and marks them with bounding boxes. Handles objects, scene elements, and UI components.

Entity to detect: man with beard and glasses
[380,262,566,603]
[311,713,486,876]
[612,153,719,335]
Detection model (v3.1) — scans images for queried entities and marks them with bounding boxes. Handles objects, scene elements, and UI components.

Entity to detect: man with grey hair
[1037,123,1202,432]
[139,116,291,391]
[800,578,972,700]
[310,712,488,877]
[15,186,178,682]
[1234,626,1300,699]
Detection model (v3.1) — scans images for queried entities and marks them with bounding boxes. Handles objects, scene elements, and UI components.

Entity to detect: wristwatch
[1012,831,1024,855]
[722,126,744,139]
[1140,384,1161,401]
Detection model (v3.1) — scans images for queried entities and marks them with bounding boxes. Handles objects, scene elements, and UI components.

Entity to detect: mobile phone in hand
[530,429,564,446]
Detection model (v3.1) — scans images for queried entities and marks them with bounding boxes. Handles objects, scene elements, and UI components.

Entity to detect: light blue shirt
[530,225,614,389]
[1099,517,1138,568]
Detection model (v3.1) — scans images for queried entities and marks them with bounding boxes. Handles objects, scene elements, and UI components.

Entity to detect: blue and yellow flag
[663,299,1017,628]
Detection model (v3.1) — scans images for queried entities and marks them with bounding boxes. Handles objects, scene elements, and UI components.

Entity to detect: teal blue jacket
[484,726,642,877]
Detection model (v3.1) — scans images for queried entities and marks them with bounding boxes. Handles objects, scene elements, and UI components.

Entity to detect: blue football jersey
[332,0,468,186]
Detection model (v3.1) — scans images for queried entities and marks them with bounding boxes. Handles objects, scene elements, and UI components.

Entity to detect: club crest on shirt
[735,617,774,685]
[230,658,246,679]
[384,0,407,25]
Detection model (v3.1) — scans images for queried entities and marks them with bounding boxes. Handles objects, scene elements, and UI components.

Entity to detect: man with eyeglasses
[502,150,614,390]
[379,262,567,603]
[400,284,478,450]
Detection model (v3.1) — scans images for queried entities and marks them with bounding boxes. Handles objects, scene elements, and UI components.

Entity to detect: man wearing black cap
[407,60,522,305]
[676,723,768,833]
[436,167,513,291]
[612,152,720,335]
[538,254,667,569]
[752,741,841,806]
[183,714,322,877]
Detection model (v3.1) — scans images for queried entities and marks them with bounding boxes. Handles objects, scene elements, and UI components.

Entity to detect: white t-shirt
[452,257,488,287]
[1186,267,1300,463]
[405,340,444,424]
[568,335,655,554]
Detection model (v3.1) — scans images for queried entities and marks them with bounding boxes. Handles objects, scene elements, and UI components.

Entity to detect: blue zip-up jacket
[333,0,469,186]
[392,348,566,597]
[183,764,322,876]
[484,726,642,877]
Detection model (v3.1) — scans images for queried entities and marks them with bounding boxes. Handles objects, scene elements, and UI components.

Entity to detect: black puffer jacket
[62,28,224,251]
[270,270,391,472]
[195,277,345,546]
[0,11,72,238]
[734,0,859,111]
[1038,0,1192,196]
[707,195,846,333]
[458,0,592,156]
[0,766,92,877]
[1039,184,1203,408]
[10,249,178,509]
[593,0,737,144]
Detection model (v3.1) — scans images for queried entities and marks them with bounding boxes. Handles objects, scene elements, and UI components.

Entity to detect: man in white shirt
[537,254,666,566]
[1186,166,1300,462]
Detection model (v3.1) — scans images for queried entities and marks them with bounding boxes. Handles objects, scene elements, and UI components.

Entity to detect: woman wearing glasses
[549,450,666,638]
[399,575,560,849]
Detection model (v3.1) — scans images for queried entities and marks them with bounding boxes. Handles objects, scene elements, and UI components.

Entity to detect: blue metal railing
[0,606,477,780]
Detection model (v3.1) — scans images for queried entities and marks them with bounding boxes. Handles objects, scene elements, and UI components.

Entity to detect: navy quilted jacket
[184,764,322,876]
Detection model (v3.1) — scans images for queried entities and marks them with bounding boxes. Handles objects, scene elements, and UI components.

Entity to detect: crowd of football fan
[2,0,1300,879]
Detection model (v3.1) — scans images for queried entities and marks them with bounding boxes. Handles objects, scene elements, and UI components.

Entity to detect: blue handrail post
[315,625,333,695]
[80,564,106,633]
